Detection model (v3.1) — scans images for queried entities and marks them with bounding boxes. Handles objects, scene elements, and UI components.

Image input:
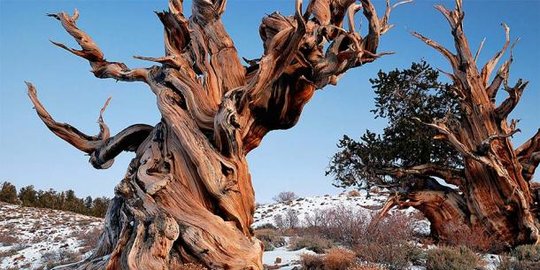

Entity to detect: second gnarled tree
[330,0,539,249]
[28,0,407,268]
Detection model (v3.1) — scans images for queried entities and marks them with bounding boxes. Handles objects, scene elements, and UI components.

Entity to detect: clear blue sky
[0,0,538,203]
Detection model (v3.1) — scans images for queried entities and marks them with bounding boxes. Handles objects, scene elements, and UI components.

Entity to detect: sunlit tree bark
[28,0,405,268]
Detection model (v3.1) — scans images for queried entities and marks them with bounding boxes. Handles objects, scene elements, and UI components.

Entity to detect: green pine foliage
[327,61,462,191]
[0,181,18,204]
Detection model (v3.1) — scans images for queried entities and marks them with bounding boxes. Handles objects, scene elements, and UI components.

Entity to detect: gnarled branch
[516,129,540,181]
[374,163,464,187]
[370,178,469,239]
[243,0,409,151]
[48,11,149,83]
[27,82,107,153]
[27,82,153,169]
[495,79,528,121]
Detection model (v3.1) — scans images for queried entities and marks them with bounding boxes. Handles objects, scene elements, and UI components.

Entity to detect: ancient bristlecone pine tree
[371,0,540,248]
[27,0,405,268]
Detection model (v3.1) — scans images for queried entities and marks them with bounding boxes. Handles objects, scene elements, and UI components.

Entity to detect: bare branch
[487,55,512,101]
[412,31,458,71]
[48,11,149,83]
[346,3,362,33]
[474,37,486,63]
[434,0,477,70]
[192,0,227,22]
[480,23,510,86]
[413,117,470,157]
[249,2,307,100]
[359,0,381,53]
[495,79,528,121]
[97,97,112,141]
[434,2,462,30]
[516,129,540,158]
[380,0,413,35]
[155,10,190,58]
[133,55,183,69]
[487,38,519,100]
[27,82,153,169]
[244,0,408,149]
[412,117,495,168]
[89,124,154,169]
[476,128,521,157]
[27,82,103,153]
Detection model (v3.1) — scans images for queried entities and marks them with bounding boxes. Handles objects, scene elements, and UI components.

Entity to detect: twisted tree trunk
[29,0,404,268]
[374,0,540,249]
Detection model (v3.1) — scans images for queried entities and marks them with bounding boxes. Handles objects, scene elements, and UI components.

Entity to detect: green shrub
[289,235,334,253]
[355,242,417,270]
[254,228,285,251]
[426,246,483,270]
[300,248,357,270]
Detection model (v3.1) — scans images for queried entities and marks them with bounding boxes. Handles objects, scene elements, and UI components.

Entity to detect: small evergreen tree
[91,197,110,217]
[18,185,38,207]
[0,181,18,204]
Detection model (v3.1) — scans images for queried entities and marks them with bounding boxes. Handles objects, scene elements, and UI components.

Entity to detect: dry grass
[0,230,19,246]
[353,213,419,270]
[303,207,419,269]
[304,206,367,246]
[324,247,357,270]
[79,227,103,253]
[301,253,325,269]
[349,263,387,270]
[42,249,82,269]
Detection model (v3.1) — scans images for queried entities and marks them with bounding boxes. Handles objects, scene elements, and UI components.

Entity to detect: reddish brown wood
[28,0,405,268]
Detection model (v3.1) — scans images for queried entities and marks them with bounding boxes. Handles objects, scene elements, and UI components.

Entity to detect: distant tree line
[0,181,110,218]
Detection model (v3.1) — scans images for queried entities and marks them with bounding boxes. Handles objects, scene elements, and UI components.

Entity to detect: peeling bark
[29,0,405,268]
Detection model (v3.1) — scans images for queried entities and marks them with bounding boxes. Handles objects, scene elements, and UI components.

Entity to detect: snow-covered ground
[254,191,389,228]
[263,237,316,269]
[5,191,499,270]
[256,190,432,268]
[254,190,429,234]
[0,202,102,270]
